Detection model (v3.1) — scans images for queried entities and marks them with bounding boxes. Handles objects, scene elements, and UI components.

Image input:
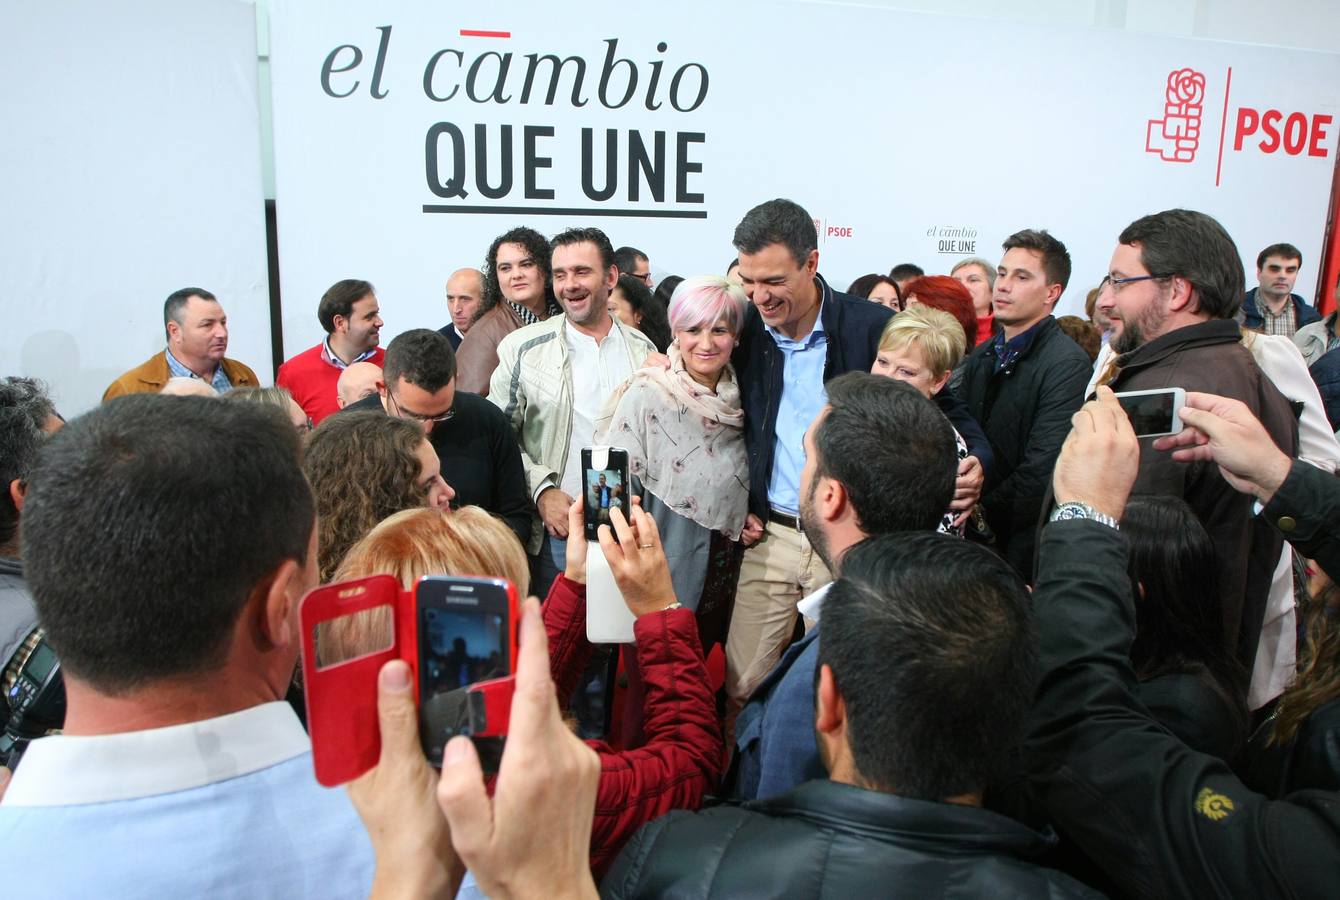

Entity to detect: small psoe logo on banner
[1145,68,1207,163]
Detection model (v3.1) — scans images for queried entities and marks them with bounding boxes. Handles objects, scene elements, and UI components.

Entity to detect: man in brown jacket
[455,227,559,396]
[103,288,258,399]
[1095,209,1298,679]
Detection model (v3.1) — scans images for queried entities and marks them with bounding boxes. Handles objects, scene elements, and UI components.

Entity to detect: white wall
[1,0,270,417]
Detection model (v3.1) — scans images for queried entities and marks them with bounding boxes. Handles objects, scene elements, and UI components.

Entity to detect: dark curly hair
[477,226,553,323]
[303,411,428,581]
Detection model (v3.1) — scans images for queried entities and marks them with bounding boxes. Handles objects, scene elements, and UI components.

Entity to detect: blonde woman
[871,305,972,535]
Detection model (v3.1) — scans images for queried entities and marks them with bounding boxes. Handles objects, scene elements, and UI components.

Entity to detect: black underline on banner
[422,205,708,219]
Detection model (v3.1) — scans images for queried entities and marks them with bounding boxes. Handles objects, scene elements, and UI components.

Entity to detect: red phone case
[300,574,408,788]
[299,574,521,787]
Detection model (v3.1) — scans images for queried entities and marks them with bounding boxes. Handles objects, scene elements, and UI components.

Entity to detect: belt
[767,508,802,531]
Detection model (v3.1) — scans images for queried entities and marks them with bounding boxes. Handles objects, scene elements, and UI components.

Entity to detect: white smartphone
[1113,387,1186,437]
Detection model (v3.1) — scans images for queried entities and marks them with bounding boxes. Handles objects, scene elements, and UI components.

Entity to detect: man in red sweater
[277,279,385,424]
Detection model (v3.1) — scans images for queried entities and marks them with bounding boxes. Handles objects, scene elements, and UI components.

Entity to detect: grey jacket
[1293,311,1338,367]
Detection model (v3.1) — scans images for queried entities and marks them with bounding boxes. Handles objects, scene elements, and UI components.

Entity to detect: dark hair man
[343,329,530,548]
[1242,242,1322,337]
[888,261,925,295]
[731,373,957,800]
[103,288,259,400]
[456,226,560,396]
[1,378,62,728]
[956,228,1092,579]
[277,279,385,426]
[604,527,1096,897]
[613,246,652,287]
[489,227,654,596]
[0,396,374,894]
[724,199,893,720]
[1094,209,1298,682]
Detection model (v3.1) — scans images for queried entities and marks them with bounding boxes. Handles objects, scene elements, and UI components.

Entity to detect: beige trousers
[724,519,833,718]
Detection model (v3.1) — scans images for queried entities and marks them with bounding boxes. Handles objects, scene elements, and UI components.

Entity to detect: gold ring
[638,543,653,549]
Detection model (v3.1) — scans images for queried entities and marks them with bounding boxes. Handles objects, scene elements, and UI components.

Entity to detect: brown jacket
[102,351,260,400]
[455,302,534,397]
[1108,319,1298,673]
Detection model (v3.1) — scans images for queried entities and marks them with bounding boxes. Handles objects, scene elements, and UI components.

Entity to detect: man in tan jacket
[103,288,258,399]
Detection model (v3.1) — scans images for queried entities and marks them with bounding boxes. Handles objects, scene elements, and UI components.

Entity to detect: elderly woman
[871,306,973,535]
[950,257,998,346]
[596,275,749,638]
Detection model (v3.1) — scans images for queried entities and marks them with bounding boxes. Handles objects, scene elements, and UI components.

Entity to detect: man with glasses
[1094,208,1298,685]
[614,246,653,287]
[342,329,530,547]
[956,229,1092,580]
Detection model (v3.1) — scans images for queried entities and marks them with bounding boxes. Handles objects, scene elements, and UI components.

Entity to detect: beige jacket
[489,314,654,553]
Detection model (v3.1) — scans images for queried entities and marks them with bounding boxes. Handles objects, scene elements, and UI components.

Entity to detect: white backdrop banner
[269,0,1340,351]
[2,0,270,416]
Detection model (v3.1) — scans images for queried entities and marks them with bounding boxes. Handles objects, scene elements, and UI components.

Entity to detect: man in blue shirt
[727,198,894,722]
[0,395,375,897]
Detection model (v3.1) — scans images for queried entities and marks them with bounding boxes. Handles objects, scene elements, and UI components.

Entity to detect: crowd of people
[1,196,1340,898]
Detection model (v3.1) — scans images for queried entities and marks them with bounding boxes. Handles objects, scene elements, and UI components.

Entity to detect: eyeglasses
[1098,273,1173,294]
[388,391,455,424]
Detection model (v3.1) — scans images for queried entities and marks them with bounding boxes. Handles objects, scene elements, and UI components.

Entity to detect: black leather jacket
[601,780,1100,899]
[1024,504,1340,898]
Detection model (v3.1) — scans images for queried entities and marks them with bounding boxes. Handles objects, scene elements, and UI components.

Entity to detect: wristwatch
[1049,501,1119,530]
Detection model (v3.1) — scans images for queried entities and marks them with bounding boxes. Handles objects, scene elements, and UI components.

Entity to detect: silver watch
[1049,501,1119,530]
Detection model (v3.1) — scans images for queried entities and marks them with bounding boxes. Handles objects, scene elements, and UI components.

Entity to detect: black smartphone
[581,446,631,542]
[414,576,519,768]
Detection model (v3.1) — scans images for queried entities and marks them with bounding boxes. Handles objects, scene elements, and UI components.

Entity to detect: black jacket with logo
[956,315,1091,578]
[1023,511,1340,899]
[600,779,1100,899]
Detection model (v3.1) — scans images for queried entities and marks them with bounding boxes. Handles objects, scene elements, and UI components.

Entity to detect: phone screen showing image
[582,448,630,541]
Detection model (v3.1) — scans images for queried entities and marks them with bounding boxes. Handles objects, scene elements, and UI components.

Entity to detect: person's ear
[1044,282,1063,306]
[258,558,304,651]
[332,314,349,335]
[1167,275,1196,313]
[803,249,820,278]
[819,476,847,523]
[931,369,952,395]
[8,479,25,513]
[815,663,845,737]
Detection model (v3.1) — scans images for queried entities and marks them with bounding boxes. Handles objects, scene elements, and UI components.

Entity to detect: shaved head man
[336,362,382,409]
[440,268,485,350]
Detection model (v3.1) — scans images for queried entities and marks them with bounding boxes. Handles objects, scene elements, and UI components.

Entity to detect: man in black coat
[1023,387,1340,899]
[342,329,532,548]
[602,530,1099,899]
[957,229,1092,579]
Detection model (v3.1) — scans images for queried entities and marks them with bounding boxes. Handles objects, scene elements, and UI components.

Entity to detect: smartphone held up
[1114,387,1186,437]
[298,573,520,786]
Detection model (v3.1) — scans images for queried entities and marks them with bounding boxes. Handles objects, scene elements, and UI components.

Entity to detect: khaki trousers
[724,519,832,718]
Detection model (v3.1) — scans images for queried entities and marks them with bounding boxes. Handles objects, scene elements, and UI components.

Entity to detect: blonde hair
[877,305,966,377]
[320,506,530,664]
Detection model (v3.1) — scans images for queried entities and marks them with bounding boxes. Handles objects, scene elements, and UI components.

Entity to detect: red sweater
[276,343,385,425]
[542,575,723,878]
[975,314,996,347]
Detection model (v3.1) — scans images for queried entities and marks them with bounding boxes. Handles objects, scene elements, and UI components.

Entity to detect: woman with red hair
[901,276,977,351]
